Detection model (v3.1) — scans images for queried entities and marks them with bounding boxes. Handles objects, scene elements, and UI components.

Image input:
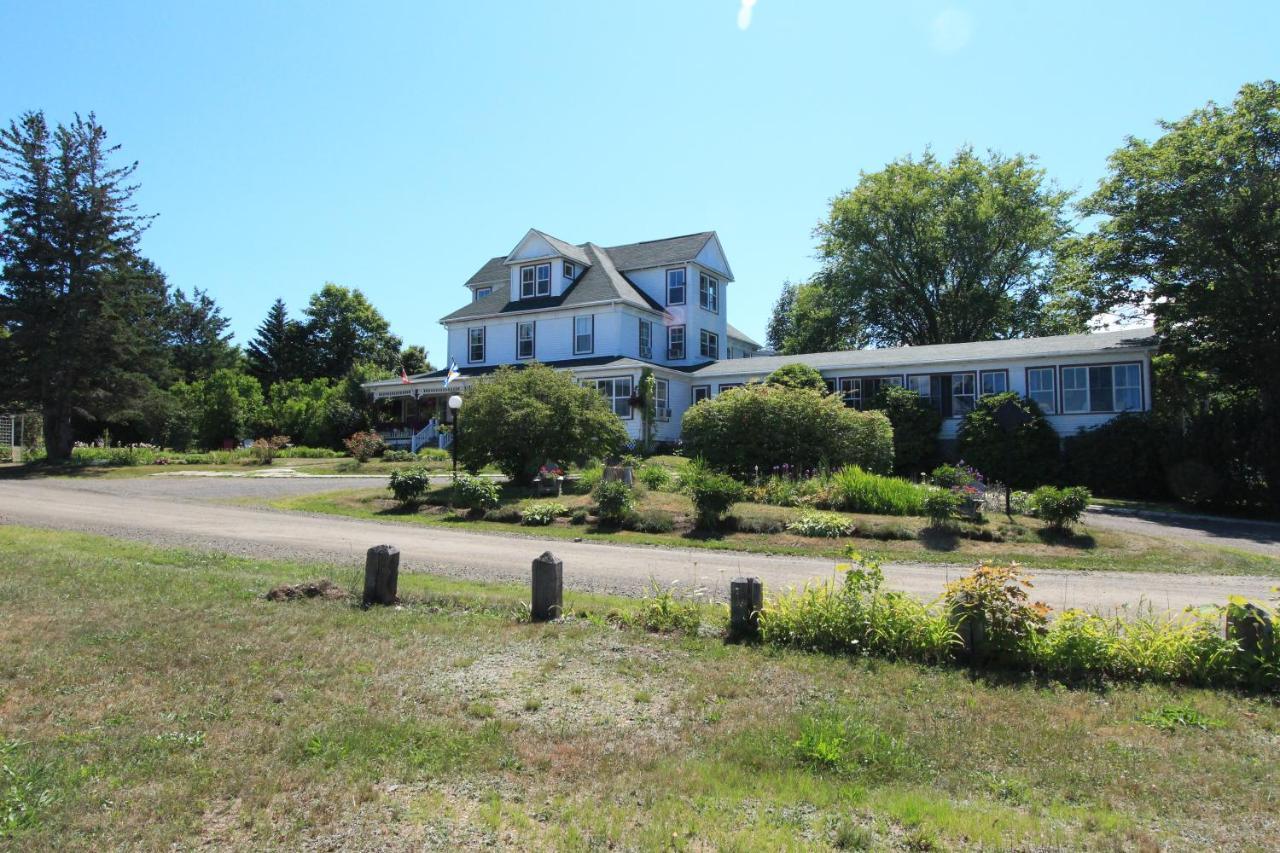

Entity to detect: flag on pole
[400,365,411,384]
[444,360,461,388]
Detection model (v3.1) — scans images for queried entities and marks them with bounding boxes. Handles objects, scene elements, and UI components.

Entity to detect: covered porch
[367,381,465,451]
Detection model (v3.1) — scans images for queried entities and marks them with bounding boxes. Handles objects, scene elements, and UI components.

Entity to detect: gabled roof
[463,256,508,289]
[726,323,761,348]
[529,229,591,266]
[441,243,663,323]
[602,232,717,272]
[690,328,1158,378]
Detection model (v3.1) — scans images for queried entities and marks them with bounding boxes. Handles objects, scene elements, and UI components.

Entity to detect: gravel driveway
[1,475,1276,613]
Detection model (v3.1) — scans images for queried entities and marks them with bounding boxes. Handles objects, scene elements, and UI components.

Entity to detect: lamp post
[448,394,463,478]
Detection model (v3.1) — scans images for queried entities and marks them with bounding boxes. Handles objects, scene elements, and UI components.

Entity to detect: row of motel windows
[685,364,1143,416]
[467,319,718,362]
[587,377,669,420]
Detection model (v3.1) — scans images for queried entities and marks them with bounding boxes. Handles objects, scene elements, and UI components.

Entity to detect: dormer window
[699,273,719,313]
[520,263,551,299]
[666,268,686,305]
[563,261,576,281]
[473,287,491,302]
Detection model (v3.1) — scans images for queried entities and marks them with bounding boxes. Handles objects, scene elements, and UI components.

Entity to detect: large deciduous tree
[299,283,401,379]
[773,147,1082,352]
[0,112,169,460]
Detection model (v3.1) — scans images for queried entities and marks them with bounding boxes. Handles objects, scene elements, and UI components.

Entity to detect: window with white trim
[1061,363,1142,414]
[574,315,594,355]
[666,268,686,305]
[467,327,485,363]
[473,287,491,302]
[718,383,743,393]
[592,377,633,418]
[667,325,685,359]
[563,261,576,281]
[980,370,1008,397]
[698,273,719,313]
[516,321,535,360]
[838,377,860,408]
[520,263,551,299]
[638,320,652,359]
[699,329,719,359]
[1027,367,1056,413]
[655,378,669,421]
[691,385,710,403]
[906,372,976,417]
[951,372,976,416]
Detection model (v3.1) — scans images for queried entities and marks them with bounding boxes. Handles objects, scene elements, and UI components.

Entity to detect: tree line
[0,112,427,460]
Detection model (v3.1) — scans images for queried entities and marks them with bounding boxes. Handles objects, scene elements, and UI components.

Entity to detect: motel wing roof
[689,328,1158,379]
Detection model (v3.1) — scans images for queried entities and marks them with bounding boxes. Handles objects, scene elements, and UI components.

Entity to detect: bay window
[668,325,685,359]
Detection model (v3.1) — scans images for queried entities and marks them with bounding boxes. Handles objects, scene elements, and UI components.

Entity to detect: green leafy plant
[635,580,706,635]
[682,461,745,529]
[623,509,675,533]
[956,392,1061,491]
[637,464,673,491]
[382,448,416,462]
[823,466,928,516]
[787,511,855,538]
[922,488,962,526]
[944,562,1050,660]
[869,384,942,475]
[592,479,635,526]
[250,435,290,465]
[388,465,433,505]
[452,473,500,512]
[1139,704,1223,732]
[521,502,566,526]
[1029,485,1091,529]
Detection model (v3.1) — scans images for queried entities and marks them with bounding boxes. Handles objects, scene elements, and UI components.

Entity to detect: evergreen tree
[398,344,430,376]
[246,298,302,387]
[0,112,168,460]
[166,284,239,382]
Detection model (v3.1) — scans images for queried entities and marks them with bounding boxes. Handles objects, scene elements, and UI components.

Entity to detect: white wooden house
[364,228,1157,450]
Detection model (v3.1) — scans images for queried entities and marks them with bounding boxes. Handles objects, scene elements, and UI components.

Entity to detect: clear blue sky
[3,1,1276,364]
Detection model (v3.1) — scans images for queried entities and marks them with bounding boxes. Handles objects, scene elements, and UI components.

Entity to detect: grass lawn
[1,525,1277,850]
[270,485,1280,577]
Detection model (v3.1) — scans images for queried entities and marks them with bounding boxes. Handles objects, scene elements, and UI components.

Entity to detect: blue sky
[2,1,1276,365]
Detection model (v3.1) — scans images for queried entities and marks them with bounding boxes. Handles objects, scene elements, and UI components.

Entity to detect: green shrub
[343,430,385,463]
[681,383,894,479]
[569,508,588,525]
[635,581,706,635]
[521,502,566,526]
[922,488,962,526]
[725,511,789,535]
[622,509,675,533]
[452,474,500,512]
[956,392,1060,490]
[388,465,433,505]
[944,562,1049,661]
[928,464,965,489]
[416,447,451,462]
[592,479,635,526]
[870,384,942,475]
[1029,485,1091,529]
[277,445,343,459]
[787,511,855,538]
[454,364,628,485]
[765,363,828,393]
[823,466,928,516]
[381,449,416,462]
[566,465,603,495]
[1062,412,1169,500]
[682,462,745,529]
[483,506,523,524]
[637,464,673,491]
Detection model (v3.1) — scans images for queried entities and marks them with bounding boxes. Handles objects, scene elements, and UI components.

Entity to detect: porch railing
[410,423,438,454]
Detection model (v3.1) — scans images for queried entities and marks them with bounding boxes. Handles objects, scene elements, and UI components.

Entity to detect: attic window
[473,287,491,302]
[563,261,576,281]
[520,263,551,299]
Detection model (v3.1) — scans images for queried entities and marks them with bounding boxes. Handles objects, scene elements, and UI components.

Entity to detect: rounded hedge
[955,392,1060,491]
[681,383,894,479]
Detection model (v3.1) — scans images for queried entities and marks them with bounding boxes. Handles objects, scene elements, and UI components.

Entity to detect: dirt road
[0,476,1274,613]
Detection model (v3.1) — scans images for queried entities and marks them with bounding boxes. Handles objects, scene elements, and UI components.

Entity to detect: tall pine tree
[166,284,239,382]
[0,112,169,460]
[246,298,303,387]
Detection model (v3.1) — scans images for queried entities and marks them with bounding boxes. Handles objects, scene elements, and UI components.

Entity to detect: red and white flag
[400,366,410,384]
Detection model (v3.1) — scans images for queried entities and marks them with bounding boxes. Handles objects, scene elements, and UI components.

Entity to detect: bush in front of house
[1061,412,1167,500]
[869,384,943,476]
[956,392,1060,492]
[521,502,566,526]
[452,473,500,512]
[682,461,745,529]
[765,363,828,394]
[592,479,635,526]
[454,363,628,486]
[822,466,928,516]
[344,430,385,463]
[680,383,895,480]
[637,464,673,491]
[1029,485,1091,529]
[922,488,963,527]
[381,448,416,462]
[389,464,433,505]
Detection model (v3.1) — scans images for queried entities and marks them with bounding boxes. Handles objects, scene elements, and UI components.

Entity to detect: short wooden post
[362,545,400,607]
[955,610,987,661]
[531,551,563,621]
[1227,603,1275,657]
[729,577,763,642]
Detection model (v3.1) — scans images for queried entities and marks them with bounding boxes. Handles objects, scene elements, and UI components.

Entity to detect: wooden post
[531,551,563,621]
[362,545,400,607]
[956,610,987,661]
[729,577,763,642]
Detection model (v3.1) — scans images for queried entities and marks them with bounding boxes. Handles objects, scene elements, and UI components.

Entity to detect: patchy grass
[271,486,1280,576]
[0,525,1277,849]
